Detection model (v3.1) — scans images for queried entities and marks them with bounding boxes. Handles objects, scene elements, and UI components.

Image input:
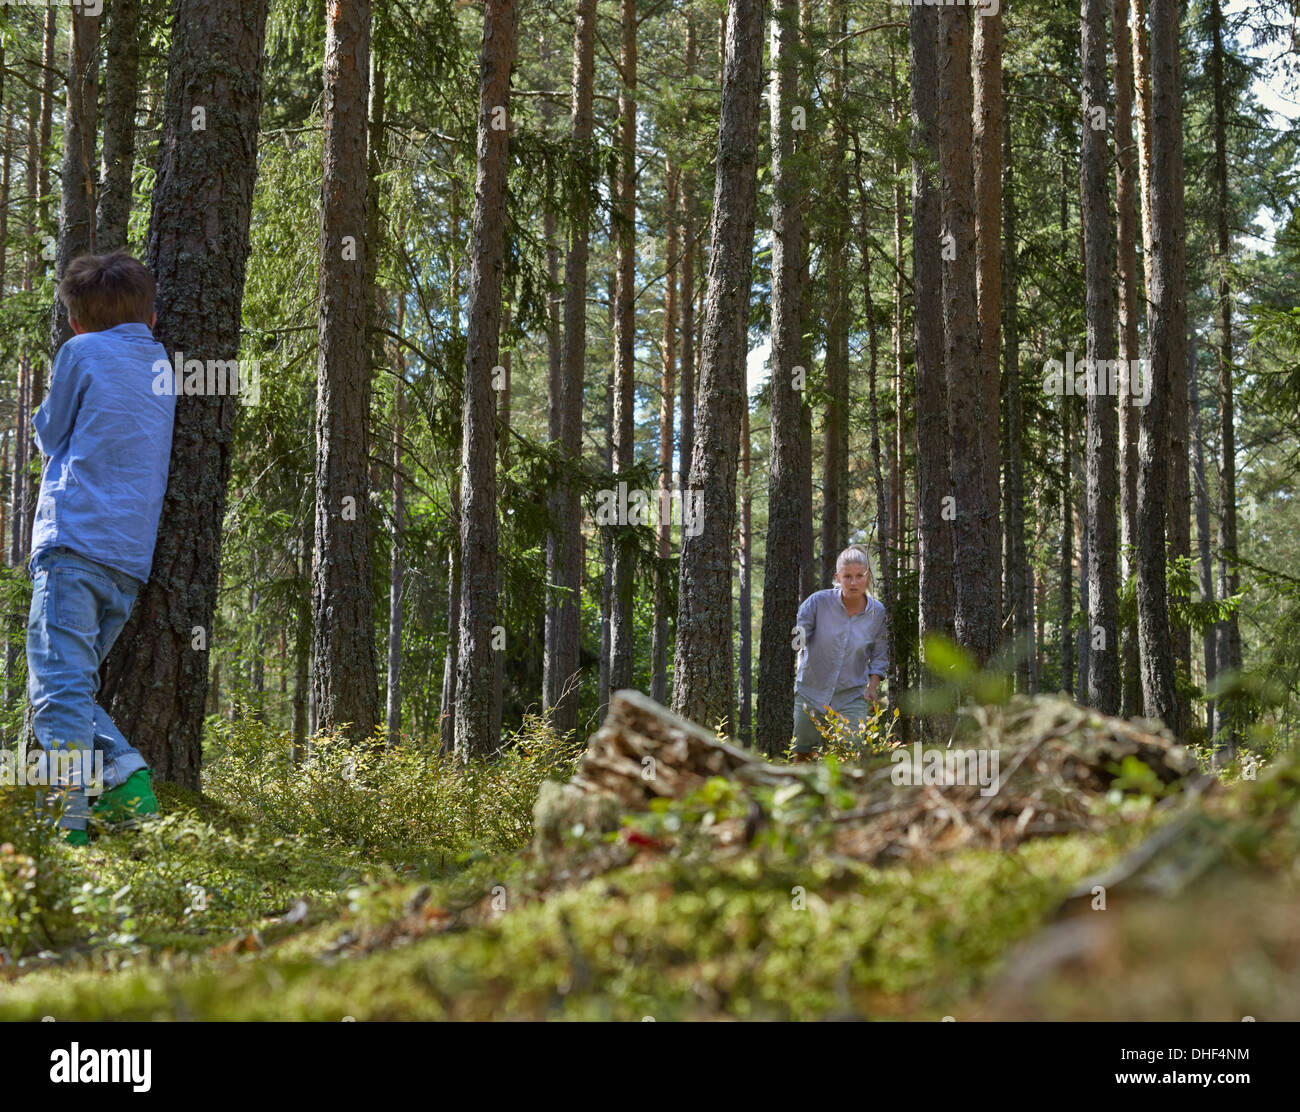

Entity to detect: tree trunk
[20,11,57,559]
[1060,397,1074,697]
[820,0,849,584]
[910,0,954,662]
[440,183,463,753]
[1136,0,1183,736]
[1115,0,1142,718]
[1002,67,1030,694]
[973,2,1003,624]
[939,4,997,665]
[672,0,763,730]
[651,165,678,705]
[99,0,271,789]
[1130,0,1155,292]
[51,5,100,358]
[387,294,406,744]
[738,400,752,745]
[455,0,516,758]
[313,0,379,746]
[97,0,143,252]
[1082,0,1120,714]
[756,0,803,758]
[1210,0,1242,758]
[545,0,596,735]
[609,0,638,693]
[1189,331,1216,737]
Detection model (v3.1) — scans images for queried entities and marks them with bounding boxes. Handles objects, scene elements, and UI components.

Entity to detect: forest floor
[1,698,1297,1021]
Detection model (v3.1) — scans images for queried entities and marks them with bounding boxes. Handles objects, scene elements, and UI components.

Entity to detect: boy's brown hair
[58,252,156,332]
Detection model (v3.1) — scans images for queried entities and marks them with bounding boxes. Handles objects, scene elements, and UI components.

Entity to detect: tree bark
[1082,0,1120,714]
[939,4,997,665]
[738,399,752,745]
[455,0,516,758]
[651,165,678,705]
[1210,0,1242,757]
[99,0,271,788]
[1136,0,1183,735]
[820,0,849,583]
[672,0,764,730]
[97,0,143,252]
[1114,0,1142,717]
[313,0,379,746]
[973,2,1003,625]
[1002,67,1030,694]
[51,5,100,358]
[910,1,954,656]
[545,0,596,735]
[387,294,406,743]
[756,0,802,758]
[609,0,638,692]
[1189,330,1216,737]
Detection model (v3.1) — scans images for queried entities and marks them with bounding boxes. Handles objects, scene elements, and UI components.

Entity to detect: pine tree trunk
[609,0,638,693]
[1209,0,1242,757]
[1002,67,1031,694]
[1136,0,1183,736]
[820,0,849,583]
[1060,398,1074,697]
[1190,332,1217,737]
[1082,0,1120,714]
[738,400,752,745]
[387,295,406,744]
[1131,0,1155,292]
[455,0,516,758]
[651,165,678,705]
[51,6,100,358]
[99,0,271,789]
[1114,0,1143,718]
[545,0,596,736]
[97,0,142,252]
[910,1,954,659]
[939,5,997,665]
[756,0,803,758]
[313,0,379,745]
[973,4,1003,624]
[672,0,763,729]
[440,184,463,754]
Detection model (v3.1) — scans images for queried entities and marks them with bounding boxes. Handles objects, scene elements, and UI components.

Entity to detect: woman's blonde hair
[834,544,874,593]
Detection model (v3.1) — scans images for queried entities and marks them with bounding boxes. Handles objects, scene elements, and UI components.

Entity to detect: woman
[791,544,888,758]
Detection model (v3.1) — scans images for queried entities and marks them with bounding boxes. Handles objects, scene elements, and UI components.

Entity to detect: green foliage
[202,711,582,861]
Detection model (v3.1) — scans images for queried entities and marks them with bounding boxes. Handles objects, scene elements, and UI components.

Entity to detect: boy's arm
[31,343,83,458]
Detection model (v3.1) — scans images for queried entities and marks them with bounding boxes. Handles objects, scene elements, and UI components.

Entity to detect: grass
[3,703,1295,1020]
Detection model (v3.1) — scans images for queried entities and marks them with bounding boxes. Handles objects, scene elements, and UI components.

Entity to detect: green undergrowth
[4,706,1296,1019]
[0,828,1128,1020]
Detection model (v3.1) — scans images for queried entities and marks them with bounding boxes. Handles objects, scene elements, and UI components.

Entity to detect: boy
[27,252,176,844]
[791,544,888,759]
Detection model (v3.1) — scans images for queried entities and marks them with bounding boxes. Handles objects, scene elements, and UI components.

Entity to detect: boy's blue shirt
[30,322,176,586]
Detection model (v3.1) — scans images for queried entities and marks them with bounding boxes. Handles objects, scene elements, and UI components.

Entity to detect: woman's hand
[865,676,881,706]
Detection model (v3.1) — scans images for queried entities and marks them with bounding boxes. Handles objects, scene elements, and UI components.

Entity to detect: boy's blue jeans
[26,545,148,831]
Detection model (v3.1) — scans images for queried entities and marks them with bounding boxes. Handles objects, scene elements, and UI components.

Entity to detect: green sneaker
[64,828,89,846]
[93,770,159,830]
